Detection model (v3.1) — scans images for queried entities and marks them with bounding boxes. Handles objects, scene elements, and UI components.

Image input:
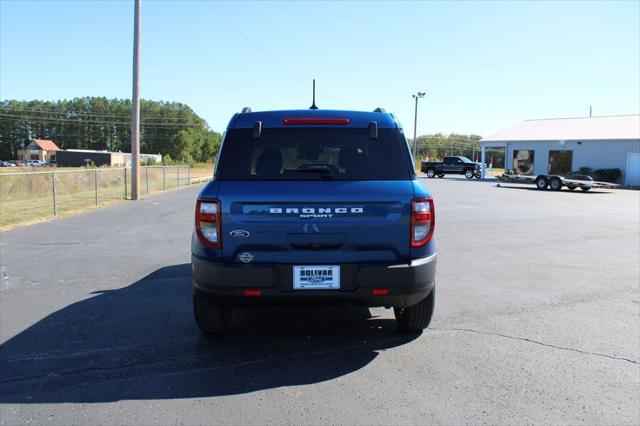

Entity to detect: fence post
[188,166,191,185]
[162,167,166,191]
[145,167,149,196]
[177,166,180,188]
[51,172,57,216]
[94,169,99,206]
[124,167,128,200]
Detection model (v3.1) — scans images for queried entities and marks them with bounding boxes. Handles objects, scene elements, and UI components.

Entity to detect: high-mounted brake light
[411,197,435,247]
[195,198,221,249]
[282,118,350,125]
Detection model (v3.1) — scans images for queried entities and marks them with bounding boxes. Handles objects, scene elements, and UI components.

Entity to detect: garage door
[626,153,640,187]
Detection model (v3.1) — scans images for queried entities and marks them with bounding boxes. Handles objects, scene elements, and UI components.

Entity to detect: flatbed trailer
[496,173,620,191]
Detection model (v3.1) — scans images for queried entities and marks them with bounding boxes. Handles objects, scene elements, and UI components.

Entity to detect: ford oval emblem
[230,230,250,238]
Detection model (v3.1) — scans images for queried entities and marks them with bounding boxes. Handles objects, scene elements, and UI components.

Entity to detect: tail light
[411,197,435,247]
[195,198,221,249]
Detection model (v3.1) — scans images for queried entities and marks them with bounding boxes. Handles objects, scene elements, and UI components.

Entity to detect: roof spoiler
[241,107,252,113]
[373,108,386,113]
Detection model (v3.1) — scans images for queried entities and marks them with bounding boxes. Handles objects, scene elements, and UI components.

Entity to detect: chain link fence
[0,165,194,228]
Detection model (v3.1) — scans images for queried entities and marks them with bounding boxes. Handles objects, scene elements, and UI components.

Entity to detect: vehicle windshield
[459,156,473,163]
[216,127,411,180]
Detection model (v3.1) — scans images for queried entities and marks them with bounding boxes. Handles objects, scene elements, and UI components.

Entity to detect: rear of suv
[192,108,436,333]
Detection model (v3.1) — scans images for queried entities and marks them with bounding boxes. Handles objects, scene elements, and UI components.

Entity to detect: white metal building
[480,114,640,186]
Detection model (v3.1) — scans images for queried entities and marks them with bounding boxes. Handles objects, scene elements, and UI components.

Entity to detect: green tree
[0,97,218,161]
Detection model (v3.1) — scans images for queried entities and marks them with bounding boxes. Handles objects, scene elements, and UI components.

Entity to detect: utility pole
[130,0,141,200]
[412,92,426,162]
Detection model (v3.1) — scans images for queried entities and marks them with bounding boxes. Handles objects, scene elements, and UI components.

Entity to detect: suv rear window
[216,128,411,180]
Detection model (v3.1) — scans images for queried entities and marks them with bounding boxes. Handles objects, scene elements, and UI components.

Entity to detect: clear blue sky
[1,0,639,137]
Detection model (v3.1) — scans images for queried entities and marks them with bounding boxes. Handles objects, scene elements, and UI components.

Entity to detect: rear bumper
[192,254,436,308]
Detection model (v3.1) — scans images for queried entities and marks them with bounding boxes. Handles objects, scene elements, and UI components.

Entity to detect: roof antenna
[589,105,592,118]
[309,79,318,110]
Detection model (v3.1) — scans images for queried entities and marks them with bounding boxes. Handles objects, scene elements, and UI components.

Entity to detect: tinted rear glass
[216,128,411,180]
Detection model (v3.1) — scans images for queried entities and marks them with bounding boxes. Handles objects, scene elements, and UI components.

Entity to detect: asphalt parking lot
[0,176,638,425]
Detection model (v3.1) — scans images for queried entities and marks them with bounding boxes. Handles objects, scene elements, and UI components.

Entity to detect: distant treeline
[412,134,505,167]
[0,97,221,164]
[0,98,504,167]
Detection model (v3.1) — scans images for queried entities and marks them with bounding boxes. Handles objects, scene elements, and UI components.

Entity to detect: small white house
[480,114,640,186]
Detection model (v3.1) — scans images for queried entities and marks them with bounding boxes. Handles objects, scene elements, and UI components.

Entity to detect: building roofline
[481,137,640,143]
[481,113,640,142]
[524,114,640,122]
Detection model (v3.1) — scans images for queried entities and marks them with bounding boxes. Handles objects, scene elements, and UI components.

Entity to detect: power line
[0,113,195,128]
[0,110,200,123]
[1,107,202,121]
[204,1,312,91]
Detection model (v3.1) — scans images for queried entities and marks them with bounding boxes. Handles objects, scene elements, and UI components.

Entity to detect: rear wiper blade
[296,165,334,178]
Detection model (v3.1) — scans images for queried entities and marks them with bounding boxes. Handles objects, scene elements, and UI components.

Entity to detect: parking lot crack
[0,357,181,386]
[0,336,403,387]
[432,327,639,365]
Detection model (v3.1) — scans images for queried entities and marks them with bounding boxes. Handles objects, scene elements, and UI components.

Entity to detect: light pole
[131,0,141,200]
[412,92,426,163]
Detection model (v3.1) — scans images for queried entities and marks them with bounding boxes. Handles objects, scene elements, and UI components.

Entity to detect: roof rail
[241,107,252,113]
[373,108,386,113]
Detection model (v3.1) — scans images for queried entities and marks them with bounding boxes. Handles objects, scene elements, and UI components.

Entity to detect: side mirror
[368,121,378,140]
[253,121,262,139]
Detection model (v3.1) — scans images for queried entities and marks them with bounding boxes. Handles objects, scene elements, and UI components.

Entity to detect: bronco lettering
[269,207,364,215]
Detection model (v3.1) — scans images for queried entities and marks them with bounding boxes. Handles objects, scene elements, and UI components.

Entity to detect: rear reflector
[243,289,262,297]
[372,289,389,295]
[282,118,350,125]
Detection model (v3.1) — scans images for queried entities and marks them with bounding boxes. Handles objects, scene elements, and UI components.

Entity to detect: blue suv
[192,108,436,333]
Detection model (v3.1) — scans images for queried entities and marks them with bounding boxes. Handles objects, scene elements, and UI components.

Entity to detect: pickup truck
[191,108,437,334]
[421,156,482,179]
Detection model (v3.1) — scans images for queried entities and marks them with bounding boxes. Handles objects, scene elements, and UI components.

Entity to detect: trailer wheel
[536,176,549,190]
[581,187,591,192]
[567,185,576,191]
[437,174,444,178]
[426,168,436,178]
[550,177,563,191]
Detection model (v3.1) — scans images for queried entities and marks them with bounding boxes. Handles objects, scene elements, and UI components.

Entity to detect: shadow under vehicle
[0,264,420,404]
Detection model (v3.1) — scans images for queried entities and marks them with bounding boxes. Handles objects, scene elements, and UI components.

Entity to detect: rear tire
[536,176,549,190]
[193,289,232,335]
[426,168,436,178]
[394,288,435,332]
[464,169,474,179]
[549,177,563,191]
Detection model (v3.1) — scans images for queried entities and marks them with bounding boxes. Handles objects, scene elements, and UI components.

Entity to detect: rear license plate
[293,265,340,290]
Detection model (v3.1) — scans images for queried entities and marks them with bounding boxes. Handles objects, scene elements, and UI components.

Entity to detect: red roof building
[30,139,60,151]
[17,139,61,163]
